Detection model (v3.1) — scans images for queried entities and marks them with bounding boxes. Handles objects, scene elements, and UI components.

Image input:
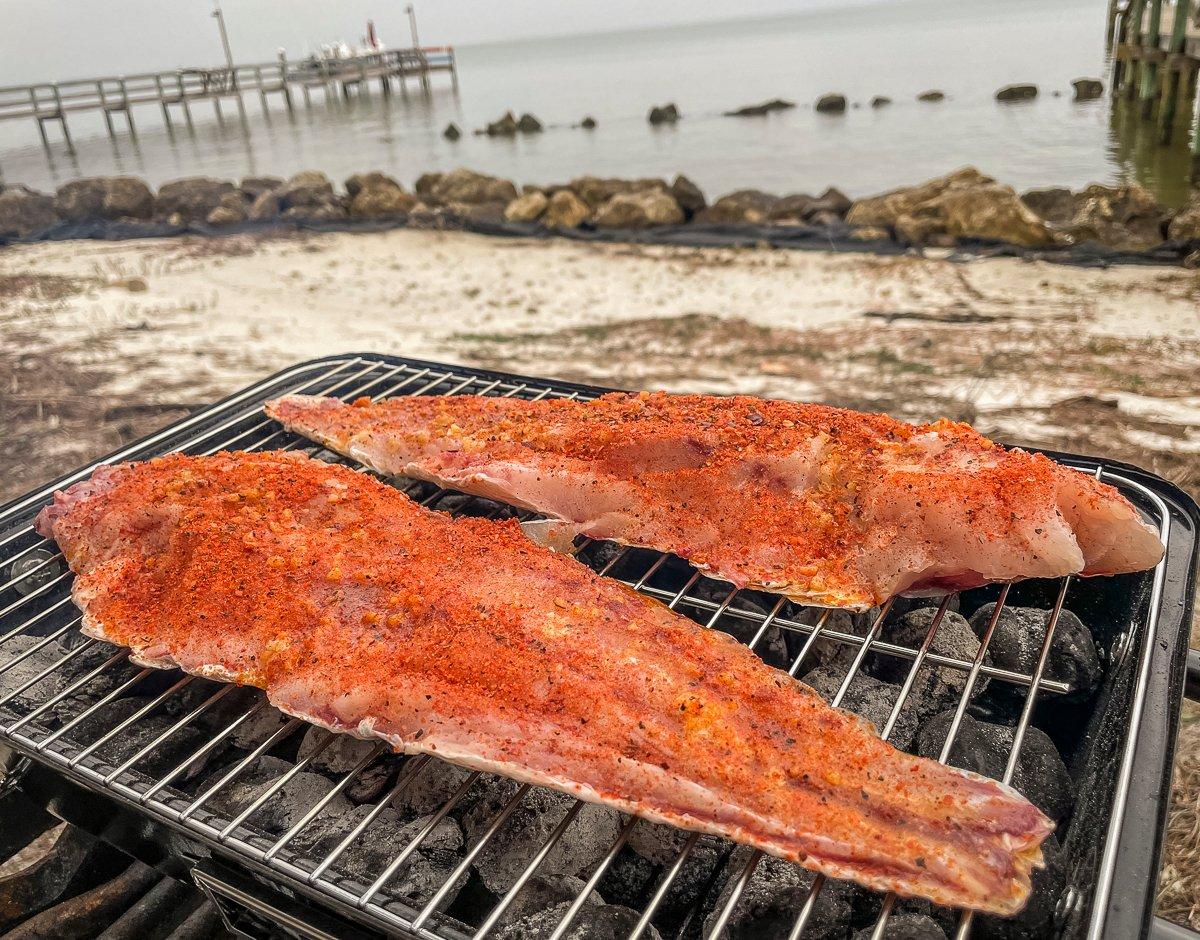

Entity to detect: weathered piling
[1138,0,1165,116]
[1156,0,1197,143]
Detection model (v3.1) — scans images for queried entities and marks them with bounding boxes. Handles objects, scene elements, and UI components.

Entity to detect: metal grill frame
[0,353,1195,940]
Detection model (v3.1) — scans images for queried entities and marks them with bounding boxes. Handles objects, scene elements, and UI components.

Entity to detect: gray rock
[0,185,58,239]
[568,176,668,209]
[670,174,707,219]
[517,113,544,133]
[239,176,283,200]
[853,912,947,939]
[431,168,519,205]
[967,603,1101,696]
[463,784,622,893]
[498,901,661,940]
[1072,78,1104,101]
[995,84,1038,102]
[443,122,462,140]
[276,171,335,209]
[871,96,893,108]
[917,90,945,102]
[802,664,920,751]
[484,111,520,136]
[808,186,852,218]
[154,177,236,222]
[767,193,816,223]
[696,189,779,224]
[648,103,680,125]
[55,177,153,221]
[915,711,1074,822]
[593,190,684,229]
[704,848,849,940]
[580,116,597,129]
[874,609,987,719]
[815,93,847,113]
[204,755,351,834]
[724,98,796,117]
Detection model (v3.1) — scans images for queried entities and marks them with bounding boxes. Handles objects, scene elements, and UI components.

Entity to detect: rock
[1020,187,1076,224]
[580,116,597,129]
[697,189,779,224]
[802,665,921,751]
[495,875,603,929]
[593,190,685,228]
[853,913,947,939]
[443,121,462,140]
[971,834,1065,939]
[431,168,519,205]
[415,172,444,198]
[204,756,351,834]
[498,901,660,940]
[276,171,335,209]
[1167,192,1200,242]
[485,111,520,136]
[0,185,58,239]
[967,603,1101,697]
[239,176,282,200]
[873,609,988,719]
[247,190,282,221]
[808,186,852,218]
[670,174,707,218]
[846,167,1059,247]
[282,202,346,222]
[55,177,153,222]
[568,176,668,209]
[517,113,543,133]
[995,84,1038,102]
[915,711,1074,822]
[705,848,850,940]
[815,93,847,113]
[543,190,591,228]
[871,96,893,108]
[1072,78,1104,101]
[463,784,622,893]
[205,192,248,226]
[849,225,891,241]
[917,90,945,102]
[504,191,548,223]
[154,177,236,222]
[344,171,399,198]
[767,193,815,222]
[724,98,796,117]
[647,103,681,125]
[349,179,417,218]
[1185,249,1200,269]
[1059,182,1167,250]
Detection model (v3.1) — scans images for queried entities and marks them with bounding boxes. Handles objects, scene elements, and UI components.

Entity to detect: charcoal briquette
[494,875,602,928]
[392,758,477,818]
[497,901,661,940]
[297,724,378,775]
[874,609,988,719]
[852,911,947,939]
[801,665,920,751]
[203,755,351,834]
[967,604,1101,697]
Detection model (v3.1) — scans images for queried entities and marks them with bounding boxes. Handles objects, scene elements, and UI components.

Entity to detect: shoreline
[3,165,1199,267]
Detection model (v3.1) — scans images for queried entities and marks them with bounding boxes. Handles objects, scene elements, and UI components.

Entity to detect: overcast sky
[0,0,894,84]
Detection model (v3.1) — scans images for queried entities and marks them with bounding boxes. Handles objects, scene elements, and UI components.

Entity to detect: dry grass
[1159,700,1200,929]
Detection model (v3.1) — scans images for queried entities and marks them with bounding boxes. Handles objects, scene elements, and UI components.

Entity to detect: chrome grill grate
[0,354,1182,940]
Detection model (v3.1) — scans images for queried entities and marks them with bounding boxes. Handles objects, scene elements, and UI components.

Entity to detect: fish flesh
[266,391,1164,610]
[36,451,1051,914]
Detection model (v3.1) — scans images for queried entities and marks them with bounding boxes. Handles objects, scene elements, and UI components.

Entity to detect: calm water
[2,0,1197,206]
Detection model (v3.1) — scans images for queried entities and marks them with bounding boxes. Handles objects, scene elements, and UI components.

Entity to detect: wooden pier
[0,46,458,153]
[1107,0,1200,177]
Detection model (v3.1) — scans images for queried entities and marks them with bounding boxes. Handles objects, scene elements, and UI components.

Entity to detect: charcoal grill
[0,354,1195,940]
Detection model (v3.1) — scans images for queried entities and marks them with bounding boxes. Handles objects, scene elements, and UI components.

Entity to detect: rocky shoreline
[1,166,1198,265]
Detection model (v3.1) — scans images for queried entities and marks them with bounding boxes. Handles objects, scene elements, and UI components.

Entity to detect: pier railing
[0,46,458,151]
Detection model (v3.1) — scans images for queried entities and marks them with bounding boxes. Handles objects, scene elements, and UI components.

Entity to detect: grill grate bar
[34,666,155,751]
[0,547,63,594]
[548,814,639,940]
[0,634,96,710]
[6,648,129,734]
[68,673,196,768]
[0,611,79,682]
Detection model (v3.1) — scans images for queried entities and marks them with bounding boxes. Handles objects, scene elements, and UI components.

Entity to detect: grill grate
[0,354,1180,940]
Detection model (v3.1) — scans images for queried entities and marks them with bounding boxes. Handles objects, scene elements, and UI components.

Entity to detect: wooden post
[1107,0,1120,48]
[155,74,173,132]
[256,65,268,113]
[450,47,459,93]
[177,72,194,131]
[97,80,116,138]
[1191,81,1200,180]
[1112,4,1132,91]
[29,87,51,151]
[277,54,294,113]
[52,83,73,152]
[1158,0,1193,143]
[1139,0,1165,116]
[119,77,136,138]
[1123,0,1147,98]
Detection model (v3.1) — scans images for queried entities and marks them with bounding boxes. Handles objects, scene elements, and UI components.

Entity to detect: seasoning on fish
[266,392,1164,610]
[37,451,1052,914]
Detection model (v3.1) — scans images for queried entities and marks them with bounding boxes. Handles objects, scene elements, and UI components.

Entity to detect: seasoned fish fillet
[36,451,1051,914]
[266,392,1164,610]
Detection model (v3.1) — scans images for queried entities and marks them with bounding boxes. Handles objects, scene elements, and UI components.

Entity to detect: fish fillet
[36,451,1051,914]
[266,391,1164,610]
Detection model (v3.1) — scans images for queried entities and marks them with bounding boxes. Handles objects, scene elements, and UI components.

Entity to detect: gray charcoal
[717,596,788,669]
[297,725,378,775]
[464,785,622,894]
[94,711,212,780]
[392,758,476,818]
[229,703,291,751]
[601,822,725,920]
[801,665,920,751]
[971,834,1064,939]
[853,912,947,939]
[345,756,397,804]
[436,492,517,518]
[203,755,351,834]
[598,847,656,908]
[968,604,1101,696]
[495,875,602,929]
[790,607,868,672]
[63,697,146,746]
[704,847,849,940]
[0,635,71,713]
[889,594,961,619]
[294,805,465,901]
[874,609,988,719]
[915,711,1074,822]
[497,901,661,940]
[584,541,624,573]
